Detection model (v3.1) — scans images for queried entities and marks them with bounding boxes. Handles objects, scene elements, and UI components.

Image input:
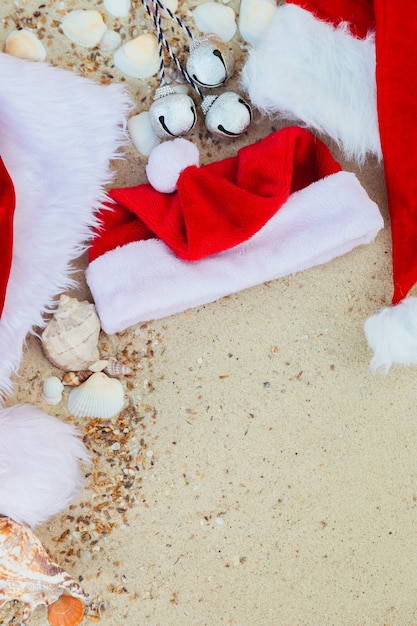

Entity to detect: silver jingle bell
[186,36,235,88]
[202,92,252,139]
[149,86,197,139]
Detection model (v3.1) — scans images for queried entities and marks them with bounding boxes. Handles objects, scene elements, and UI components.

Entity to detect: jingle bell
[149,86,197,139]
[202,92,252,139]
[186,36,235,88]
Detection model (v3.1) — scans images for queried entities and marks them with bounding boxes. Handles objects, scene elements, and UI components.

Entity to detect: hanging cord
[141,0,204,100]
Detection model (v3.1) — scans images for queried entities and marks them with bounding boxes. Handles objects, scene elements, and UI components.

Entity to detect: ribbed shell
[67,372,125,418]
[48,594,85,626]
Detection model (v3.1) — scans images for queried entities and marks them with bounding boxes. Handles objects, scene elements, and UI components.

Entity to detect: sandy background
[1,1,417,625]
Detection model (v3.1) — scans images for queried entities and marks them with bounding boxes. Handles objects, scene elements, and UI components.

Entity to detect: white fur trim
[0,54,133,401]
[364,297,417,372]
[0,404,89,527]
[87,171,383,334]
[240,4,381,162]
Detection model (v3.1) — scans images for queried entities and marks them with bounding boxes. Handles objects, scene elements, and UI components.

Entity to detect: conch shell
[41,294,101,371]
[0,516,88,625]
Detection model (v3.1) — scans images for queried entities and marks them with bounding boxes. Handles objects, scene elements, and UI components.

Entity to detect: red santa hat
[0,52,132,524]
[240,0,417,372]
[86,127,383,335]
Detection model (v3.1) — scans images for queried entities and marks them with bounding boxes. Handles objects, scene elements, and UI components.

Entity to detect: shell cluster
[41,295,101,371]
[0,516,88,626]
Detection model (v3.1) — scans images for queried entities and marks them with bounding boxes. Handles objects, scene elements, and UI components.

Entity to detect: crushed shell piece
[61,10,108,48]
[62,370,93,387]
[48,594,85,626]
[0,516,88,626]
[192,3,237,42]
[114,34,160,78]
[5,29,46,61]
[67,372,125,419]
[238,0,276,46]
[128,112,161,156]
[103,0,131,18]
[99,29,121,52]
[42,376,65,405]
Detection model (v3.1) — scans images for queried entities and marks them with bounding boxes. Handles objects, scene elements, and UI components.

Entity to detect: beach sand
[1,1,416,625]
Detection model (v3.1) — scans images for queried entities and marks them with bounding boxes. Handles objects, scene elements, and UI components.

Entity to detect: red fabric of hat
[289,0,375,38]
[0,158,15,317]
[89,126,341,263]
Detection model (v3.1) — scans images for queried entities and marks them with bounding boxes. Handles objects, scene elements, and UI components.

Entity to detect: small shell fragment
[103,0,131,18]
[114,34,160,78]
[88,359,109,373]
[62,370,93,387]
[99,29,122,52]
[128,112,161,156]
[238,0,276,46]
[67,372,125,419]
[192,3,237,42]
[48,594,85,626]
[103,357,132,377]
[42,376,65,405]
[5,29,47,61]
[61,10,108,48]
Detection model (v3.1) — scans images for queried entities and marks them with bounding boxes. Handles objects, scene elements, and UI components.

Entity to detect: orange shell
[48,594,85,626]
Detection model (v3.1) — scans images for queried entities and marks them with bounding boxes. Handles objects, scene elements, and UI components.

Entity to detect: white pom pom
[146,138,200,193]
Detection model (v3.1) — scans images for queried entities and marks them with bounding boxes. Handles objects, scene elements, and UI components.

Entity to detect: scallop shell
[67,372,125,418]
[48,594,85,626]
[128,112,161,157]
[114,34,160,78]
[61,10,108,48]
[103,0,131,18]
[103,357,132,377]
[62,370,93,387]
[5,29,47,61]
[238,0,276,46]
[192,2,237,42]
[41,295,101,371]
[42,376,64,405]
[0,516,88,626]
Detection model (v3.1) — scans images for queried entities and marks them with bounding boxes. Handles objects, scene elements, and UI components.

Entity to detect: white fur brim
[0,404,89,527]
[240,4,381,162]
[364,297,417,372]
[87,171,383,335]
[0,54,133,401]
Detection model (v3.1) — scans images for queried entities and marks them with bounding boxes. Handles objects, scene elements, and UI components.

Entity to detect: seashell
[5,29,47,62]
[128,112,161,157]
[238,0,276,46]
[99,29,122,52]
[103,357,132,377]
[41,294,101,371]
[88,359,109,373]
[42,376,64,405]
[62,370,93,387]
[159,0,178,16]
[114,34,160,78]
[48,594,85,626]
[61,10,108,48]
[103,0,131,18]
[0,516,88,626]
[67,372,125,418]
[192,2,237,42]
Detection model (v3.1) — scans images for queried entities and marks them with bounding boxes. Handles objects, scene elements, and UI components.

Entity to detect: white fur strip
[240,4,381,162]
[87,172,383,335]
[365,297,417,372]
[0,53,133,401]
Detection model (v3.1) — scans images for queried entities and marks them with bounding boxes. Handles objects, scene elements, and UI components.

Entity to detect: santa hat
[240,1,417,372]
[0,52,132,524]
[86,126,383,335]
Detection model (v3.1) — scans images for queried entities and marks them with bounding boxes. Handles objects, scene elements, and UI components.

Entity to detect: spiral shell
[62,370,93,387]
[103,357,132,377]
[0,516,88,626]
[67,372,125,419]
[41,295,101,371]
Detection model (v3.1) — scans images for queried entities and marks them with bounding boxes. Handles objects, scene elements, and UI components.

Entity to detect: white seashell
[114,34,160,78]
[5,29,46,62]
[67,372,125,418]
[41,295,101,371]
[88,359,109,373]
[103,0,131,17]
[238,0,276,46]
[42,376,64,405]
[128,112,161,156]
[159,0,178,16]
[192,2,237,42]
[0,517,88,626]
[61,10,108,48]
[99,29,122,52]
[103,357,133,377]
